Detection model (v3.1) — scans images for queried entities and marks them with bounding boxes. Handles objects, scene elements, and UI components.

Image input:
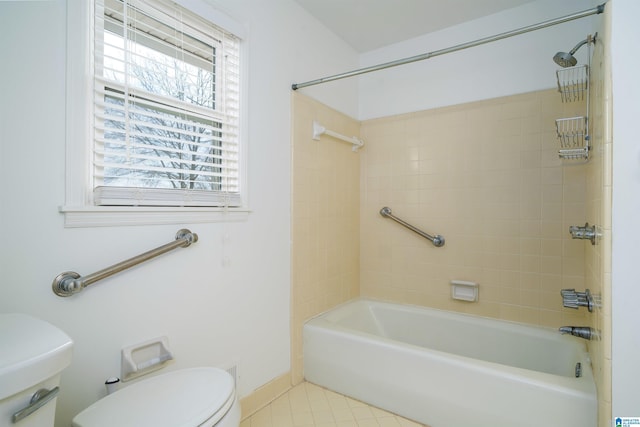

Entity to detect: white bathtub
[303,298,596,427]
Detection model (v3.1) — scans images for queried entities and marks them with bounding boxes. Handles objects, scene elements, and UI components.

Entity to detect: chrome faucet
[560,289,594,312]
[559,326,594,340]
[569,223,598,245]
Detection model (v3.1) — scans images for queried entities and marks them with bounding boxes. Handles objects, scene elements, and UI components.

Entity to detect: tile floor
[240,381,429,427]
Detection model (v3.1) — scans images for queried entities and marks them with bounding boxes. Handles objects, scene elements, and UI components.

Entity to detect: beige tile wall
[291,92,361,385]
[586,14,613,426]
[359,89,590,327]
[290,74,611,425]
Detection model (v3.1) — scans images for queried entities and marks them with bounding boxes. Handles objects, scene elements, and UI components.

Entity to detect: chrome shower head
[553,51,578,68]
[553,37,590,68]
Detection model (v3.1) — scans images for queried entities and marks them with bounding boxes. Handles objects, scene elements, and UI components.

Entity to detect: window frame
[62,0,249,227]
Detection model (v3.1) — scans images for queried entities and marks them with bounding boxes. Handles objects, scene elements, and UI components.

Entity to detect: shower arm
[569,38,589,55]
[291,3,605,90]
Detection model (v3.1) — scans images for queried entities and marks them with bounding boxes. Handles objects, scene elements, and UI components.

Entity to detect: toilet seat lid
[72,367,235,427]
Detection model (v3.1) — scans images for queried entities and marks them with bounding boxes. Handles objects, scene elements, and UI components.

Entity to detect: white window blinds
[93,0,241,207]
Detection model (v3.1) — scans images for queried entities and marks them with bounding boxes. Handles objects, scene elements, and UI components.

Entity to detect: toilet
[0,313,73,427]
[72,367,241,427]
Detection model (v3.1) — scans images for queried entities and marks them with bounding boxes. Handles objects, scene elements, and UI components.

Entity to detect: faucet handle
[569,223,598,245]
[561,289,593,312]
[561,289,579,309]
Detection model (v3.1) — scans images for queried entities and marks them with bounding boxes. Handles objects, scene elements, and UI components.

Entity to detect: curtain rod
[291,3,605,91]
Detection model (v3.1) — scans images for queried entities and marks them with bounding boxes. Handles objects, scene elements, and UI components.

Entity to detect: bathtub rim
[308,297,570,336]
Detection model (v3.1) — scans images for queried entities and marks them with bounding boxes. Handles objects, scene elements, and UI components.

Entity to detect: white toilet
[0,313,74,427]
[72,367,241,427]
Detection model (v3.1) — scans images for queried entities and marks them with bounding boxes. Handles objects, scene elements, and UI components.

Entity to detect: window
[92,0,241,207]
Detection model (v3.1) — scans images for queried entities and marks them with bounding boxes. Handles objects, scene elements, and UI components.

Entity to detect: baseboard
[239,372,292,420]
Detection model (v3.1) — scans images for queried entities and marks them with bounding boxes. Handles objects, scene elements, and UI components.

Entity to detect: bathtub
[303,298,596,427]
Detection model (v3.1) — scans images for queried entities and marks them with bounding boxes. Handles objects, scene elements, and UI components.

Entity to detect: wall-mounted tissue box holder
[451,280,479,302]
[121,336,174,382]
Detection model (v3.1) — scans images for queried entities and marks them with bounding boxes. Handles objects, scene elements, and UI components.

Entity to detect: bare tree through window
[100,26,224,191]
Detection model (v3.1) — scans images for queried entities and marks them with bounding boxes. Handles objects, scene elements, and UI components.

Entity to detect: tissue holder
[121,336,174,382]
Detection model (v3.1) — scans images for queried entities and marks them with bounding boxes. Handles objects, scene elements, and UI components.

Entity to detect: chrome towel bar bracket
[380,207,444,247]
[52,229,198,297]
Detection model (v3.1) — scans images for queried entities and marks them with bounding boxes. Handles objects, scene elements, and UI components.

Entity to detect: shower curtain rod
[291,3,605,90]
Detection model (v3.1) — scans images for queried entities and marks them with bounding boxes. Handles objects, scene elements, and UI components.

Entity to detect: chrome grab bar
[52,229,198,297]
[379,207,445,247]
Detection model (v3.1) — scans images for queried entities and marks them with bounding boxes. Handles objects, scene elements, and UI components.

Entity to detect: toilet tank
[0,314,73,427]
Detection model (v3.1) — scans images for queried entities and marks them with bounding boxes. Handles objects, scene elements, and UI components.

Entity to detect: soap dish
[450,280,479,302]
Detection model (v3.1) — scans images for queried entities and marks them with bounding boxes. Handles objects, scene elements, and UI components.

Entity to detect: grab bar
[379,207,445,247]
[52,229,198,297]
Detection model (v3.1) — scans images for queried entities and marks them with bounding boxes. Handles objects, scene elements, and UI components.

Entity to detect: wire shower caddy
[554,40,593,161]
[556,65,589,103]
[555,116,588,160]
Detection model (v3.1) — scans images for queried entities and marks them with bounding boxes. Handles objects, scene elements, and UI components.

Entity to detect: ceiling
[294,0,539,52]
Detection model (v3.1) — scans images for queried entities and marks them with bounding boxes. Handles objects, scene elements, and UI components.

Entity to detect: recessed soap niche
[450,280,479,302]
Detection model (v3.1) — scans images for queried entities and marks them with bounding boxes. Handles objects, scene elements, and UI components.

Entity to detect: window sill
[60,206,251,228]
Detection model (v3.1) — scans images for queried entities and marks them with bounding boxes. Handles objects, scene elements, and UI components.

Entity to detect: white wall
[611,0,640,419]
[356,0,598,120]
[0,1,357,426]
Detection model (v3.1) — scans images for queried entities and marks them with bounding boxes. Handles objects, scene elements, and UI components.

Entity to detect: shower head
[553,37,590,68]
[553,51,578,68]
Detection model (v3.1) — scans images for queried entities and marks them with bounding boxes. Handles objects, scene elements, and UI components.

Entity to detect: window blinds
[93,0,241,207]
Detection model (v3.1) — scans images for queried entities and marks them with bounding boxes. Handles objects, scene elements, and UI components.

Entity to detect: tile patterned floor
[241,381,429,427]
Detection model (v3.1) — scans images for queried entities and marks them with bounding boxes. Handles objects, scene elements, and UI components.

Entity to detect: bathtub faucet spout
[559,326,594,340]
